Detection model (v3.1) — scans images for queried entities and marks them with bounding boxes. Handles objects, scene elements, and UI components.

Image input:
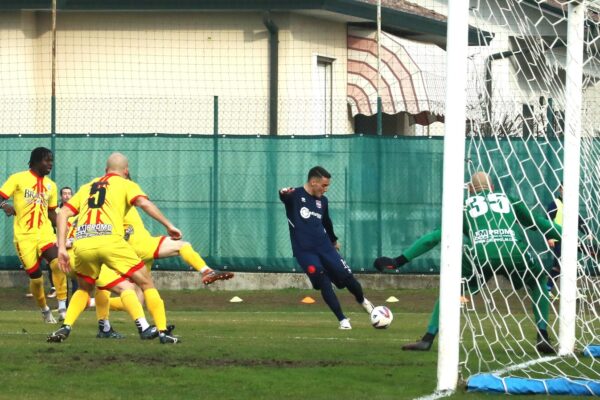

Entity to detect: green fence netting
[0,134,565,273]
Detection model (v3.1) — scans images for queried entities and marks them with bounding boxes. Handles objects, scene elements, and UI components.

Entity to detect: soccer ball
[370,305,393,329]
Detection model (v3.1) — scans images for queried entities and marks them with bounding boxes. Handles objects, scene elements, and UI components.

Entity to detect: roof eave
[1,0,493,45]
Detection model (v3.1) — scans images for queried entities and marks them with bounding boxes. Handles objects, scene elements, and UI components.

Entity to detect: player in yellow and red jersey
[47,152,179,344]
[93,204,233,326]
[0,147,68,323]
[126,205,233,284]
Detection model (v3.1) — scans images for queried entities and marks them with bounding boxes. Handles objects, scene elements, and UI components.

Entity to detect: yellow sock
[29,276,47,309]
[64,290,90,326]
[120,289,145,321]
[109,297,125,311]
[179,244,207,272]
[144,288,167,331]
[95,289,111,321]
[49,258,68,301]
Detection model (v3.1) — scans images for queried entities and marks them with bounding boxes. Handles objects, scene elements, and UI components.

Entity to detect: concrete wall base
[0,270,440,291]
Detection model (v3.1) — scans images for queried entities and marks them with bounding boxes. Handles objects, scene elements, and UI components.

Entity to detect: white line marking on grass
[413,390,454,400]
[492,355,560,376]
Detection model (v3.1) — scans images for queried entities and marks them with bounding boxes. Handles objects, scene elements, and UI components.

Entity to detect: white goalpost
[437,0,469,392]
[559,1,585,357]
[438,0,600,396]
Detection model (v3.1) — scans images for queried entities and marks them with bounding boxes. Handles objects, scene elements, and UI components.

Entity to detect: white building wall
[0,12,50,133]
[0,11,353,135]
[279,13,353,135]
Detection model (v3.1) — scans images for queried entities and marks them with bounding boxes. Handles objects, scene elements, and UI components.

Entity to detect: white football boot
[361,298,374,314]
[339,318,352,330]
[42,309,57,324]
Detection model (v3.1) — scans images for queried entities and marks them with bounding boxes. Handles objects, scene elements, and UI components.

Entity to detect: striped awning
[347,27,447,123]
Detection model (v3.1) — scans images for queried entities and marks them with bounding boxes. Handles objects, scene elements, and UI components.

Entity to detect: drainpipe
[263,13,278,136]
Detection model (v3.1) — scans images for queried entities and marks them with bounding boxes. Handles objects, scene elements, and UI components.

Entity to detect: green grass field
[0,287,591,400]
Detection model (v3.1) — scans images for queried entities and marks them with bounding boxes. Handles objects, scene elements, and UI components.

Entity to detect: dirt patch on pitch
[44,352,349,368]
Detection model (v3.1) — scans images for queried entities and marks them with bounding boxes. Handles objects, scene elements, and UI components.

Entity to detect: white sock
[136,318,150,332]
[58,300,67,310]
[41,306,50,312]
[200,266,212,274]
[99,319,112,333]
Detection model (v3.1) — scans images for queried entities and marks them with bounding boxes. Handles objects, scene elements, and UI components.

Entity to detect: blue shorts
[294,246,353,289]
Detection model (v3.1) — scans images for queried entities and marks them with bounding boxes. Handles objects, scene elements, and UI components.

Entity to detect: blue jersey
[279,186,338,254]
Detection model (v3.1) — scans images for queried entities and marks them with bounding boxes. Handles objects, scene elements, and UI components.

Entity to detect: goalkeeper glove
[373,255,408,272]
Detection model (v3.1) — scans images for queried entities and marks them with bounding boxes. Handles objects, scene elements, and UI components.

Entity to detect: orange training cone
[301,296,316,304]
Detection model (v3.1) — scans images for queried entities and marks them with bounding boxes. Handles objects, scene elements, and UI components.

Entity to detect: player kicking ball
[96,204,233,321]
[280,166,374,330]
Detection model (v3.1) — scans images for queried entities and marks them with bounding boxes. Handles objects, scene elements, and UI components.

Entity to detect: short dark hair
[60,186,72,196]
[307,166,331,181]
[29,147,53,167]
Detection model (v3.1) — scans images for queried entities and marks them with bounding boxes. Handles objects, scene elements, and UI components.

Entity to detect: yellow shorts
[66,248,78,280]
[14,232,56,276]
[129,235,165,263]
[92,235,163,291]
[95,265,130,291]
[72,235,144,285]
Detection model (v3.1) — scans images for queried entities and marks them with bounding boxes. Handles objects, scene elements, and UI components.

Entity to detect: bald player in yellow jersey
[48,152,179,344]
[0,147,68,323]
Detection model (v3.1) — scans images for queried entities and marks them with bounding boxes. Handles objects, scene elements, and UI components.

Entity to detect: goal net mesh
[458,0,600,390]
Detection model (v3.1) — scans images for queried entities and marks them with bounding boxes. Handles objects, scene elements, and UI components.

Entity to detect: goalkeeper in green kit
[374,172,561,354]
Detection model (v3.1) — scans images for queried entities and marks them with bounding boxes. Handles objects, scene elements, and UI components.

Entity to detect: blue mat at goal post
[467,374,600,396]
[583,345,600,358]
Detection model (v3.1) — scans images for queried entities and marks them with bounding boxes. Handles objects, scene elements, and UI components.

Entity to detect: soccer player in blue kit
[279,166,374,329]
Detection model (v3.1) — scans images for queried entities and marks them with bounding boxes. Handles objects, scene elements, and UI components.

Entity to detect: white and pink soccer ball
[370,306,393,329]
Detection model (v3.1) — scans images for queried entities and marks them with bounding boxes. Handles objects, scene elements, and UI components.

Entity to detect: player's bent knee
[110,280,136,295]
[27,268,42,279]
[175,240,190,250]
[42,246,58,261]
[161,238,190,257]
[129,271,154,291]
[305,265,323,289]
[78,279,95,292]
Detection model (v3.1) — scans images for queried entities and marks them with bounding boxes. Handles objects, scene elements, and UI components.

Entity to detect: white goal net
[452,0,600,394]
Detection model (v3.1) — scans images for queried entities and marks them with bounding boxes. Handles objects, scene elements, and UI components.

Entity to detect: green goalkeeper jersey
[403,190,561,262]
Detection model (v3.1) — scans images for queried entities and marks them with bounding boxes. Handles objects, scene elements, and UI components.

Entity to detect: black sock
[320,278,346,321]
[422,332,436,343]
[537,329,551,343]
[343,276,365,304]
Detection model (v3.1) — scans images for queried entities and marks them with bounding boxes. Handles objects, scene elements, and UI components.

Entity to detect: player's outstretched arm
[373,255,408,271]
[134,197,182,240]
[512,198,561,240]
[373,229,441,272]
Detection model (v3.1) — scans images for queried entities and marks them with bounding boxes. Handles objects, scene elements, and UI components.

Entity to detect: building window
[315,56,334,134]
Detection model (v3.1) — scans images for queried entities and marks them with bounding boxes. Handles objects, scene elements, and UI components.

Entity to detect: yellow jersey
[0,170,57,237]
[57,206,78,241]
[124,206,152,243]
[64,173,147,241]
